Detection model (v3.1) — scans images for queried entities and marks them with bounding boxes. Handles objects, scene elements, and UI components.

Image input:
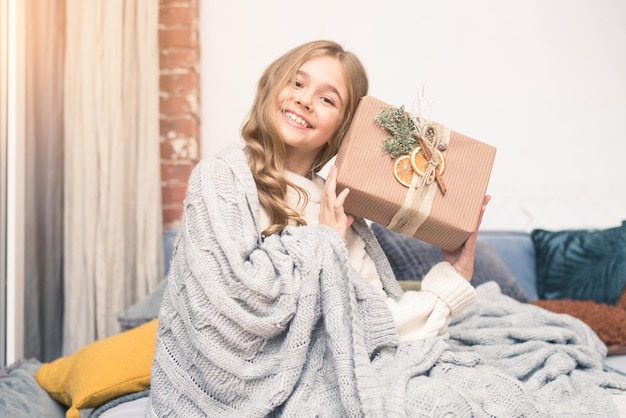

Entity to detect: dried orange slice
[393,155,414,187]
[410,146,445,177]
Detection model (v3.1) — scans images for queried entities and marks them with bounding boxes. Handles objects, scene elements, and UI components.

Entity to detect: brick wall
[159,0,200,228]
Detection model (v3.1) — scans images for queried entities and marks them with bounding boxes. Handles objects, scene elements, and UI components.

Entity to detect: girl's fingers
[320,166,352,239]
[335,186,350,208]
[324,166,338,198]
[442,195,491,281]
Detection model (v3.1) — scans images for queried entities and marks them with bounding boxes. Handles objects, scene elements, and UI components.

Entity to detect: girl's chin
[280,126,310,143]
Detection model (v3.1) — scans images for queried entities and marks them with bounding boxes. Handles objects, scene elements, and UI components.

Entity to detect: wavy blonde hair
[242,40,369,236]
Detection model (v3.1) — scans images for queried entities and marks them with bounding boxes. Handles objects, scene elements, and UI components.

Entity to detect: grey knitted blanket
[149,148,626,417]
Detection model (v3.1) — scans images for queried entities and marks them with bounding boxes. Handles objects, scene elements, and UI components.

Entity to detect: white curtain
[63,0,162,354]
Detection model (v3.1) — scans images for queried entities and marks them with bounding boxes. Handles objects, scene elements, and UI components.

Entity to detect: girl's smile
[283,110,312,128]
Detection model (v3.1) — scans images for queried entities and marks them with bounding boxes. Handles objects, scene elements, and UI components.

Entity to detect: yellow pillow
[35,319,158,418]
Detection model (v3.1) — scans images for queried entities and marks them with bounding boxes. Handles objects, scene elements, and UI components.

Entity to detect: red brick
[160,117,199,138]
[160,72,199,95]
[160,138,199,161]
[161,141,177,160]
[162,184,188,206]
[162,206,184,228]
[159,6,195,26]
[160,49,198,69]
[160,0,194,7]
[160,96,193,115]
[161,162,195,183]
[159,28,197,48]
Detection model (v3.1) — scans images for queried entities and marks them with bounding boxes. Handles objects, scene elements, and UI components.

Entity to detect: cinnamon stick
[417,136,447,195]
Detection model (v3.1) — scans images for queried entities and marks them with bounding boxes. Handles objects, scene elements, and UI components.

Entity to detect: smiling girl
[148,40,488,417]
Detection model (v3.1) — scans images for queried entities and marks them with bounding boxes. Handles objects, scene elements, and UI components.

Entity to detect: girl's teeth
[286,112,308,127]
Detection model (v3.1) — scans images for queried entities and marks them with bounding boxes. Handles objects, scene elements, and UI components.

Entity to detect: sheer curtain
[63,0,163,354]
[24,0,65,362]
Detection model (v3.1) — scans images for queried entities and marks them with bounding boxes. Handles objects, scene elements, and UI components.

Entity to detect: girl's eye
[321,97,335,106]
[293,80,303,88]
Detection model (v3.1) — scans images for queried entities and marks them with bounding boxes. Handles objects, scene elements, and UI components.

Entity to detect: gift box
[335,96,496,251]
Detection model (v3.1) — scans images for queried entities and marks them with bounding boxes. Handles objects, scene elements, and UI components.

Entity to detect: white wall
[200,0,626,231]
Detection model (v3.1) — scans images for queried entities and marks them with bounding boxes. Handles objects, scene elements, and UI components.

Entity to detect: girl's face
[276,55,348,173]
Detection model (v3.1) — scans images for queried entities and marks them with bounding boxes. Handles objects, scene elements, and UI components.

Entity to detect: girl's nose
[295,92,312,110]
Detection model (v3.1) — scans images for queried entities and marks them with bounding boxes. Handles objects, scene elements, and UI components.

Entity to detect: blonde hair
[242,40,368,236]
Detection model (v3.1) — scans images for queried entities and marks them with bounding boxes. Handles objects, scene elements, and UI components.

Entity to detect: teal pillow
[531,221,626,305]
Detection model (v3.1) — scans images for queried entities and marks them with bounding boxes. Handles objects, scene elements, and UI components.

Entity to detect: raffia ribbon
[388,122,450,236]
[417,124,447,195]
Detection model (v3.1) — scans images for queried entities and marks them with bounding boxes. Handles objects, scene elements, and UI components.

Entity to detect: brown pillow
[617,286,626,308]
[532,288,626,355]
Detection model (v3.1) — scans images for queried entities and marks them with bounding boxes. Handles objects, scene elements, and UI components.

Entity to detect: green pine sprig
[375,106,418,158]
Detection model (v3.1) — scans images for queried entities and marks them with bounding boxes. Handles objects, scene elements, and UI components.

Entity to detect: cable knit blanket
[149,148,626,417]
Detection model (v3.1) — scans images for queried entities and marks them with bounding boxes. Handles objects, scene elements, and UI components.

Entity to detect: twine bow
[416,124,447,195]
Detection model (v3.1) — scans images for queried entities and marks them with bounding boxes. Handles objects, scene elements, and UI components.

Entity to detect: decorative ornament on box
[335,96,496,251]
[376,105,448,193]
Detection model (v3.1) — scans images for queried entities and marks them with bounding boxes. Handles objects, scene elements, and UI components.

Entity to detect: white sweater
[259,170,476,343]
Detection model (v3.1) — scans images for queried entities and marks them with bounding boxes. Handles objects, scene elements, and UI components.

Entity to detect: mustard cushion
[35,319,158,418]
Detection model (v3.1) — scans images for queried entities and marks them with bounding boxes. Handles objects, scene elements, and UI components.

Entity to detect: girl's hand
[441,195,491,282]
[320,165,354,241]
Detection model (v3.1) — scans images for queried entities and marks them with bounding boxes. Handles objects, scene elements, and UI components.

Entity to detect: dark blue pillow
[531,221,626,305]
[371,223,529,302]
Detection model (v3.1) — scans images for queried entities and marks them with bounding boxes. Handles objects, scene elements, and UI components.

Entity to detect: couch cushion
[118,279,166,331]
[532,295,626,356]
[35,319,157,418]
[0,359,66,418]
[478,231,538,301]
[372,224,529,302]
[531,221,626,305]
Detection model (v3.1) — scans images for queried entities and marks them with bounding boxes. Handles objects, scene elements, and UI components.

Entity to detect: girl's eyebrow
[296,69,344,106]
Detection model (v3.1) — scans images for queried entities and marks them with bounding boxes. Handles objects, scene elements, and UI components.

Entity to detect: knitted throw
[149,148,626,417]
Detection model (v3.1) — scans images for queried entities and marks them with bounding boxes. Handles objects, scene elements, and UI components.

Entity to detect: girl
[245,39,483,344]
[148,40,623,417]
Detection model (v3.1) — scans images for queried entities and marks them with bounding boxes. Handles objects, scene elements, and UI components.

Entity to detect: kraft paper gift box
[335,96,496,251]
